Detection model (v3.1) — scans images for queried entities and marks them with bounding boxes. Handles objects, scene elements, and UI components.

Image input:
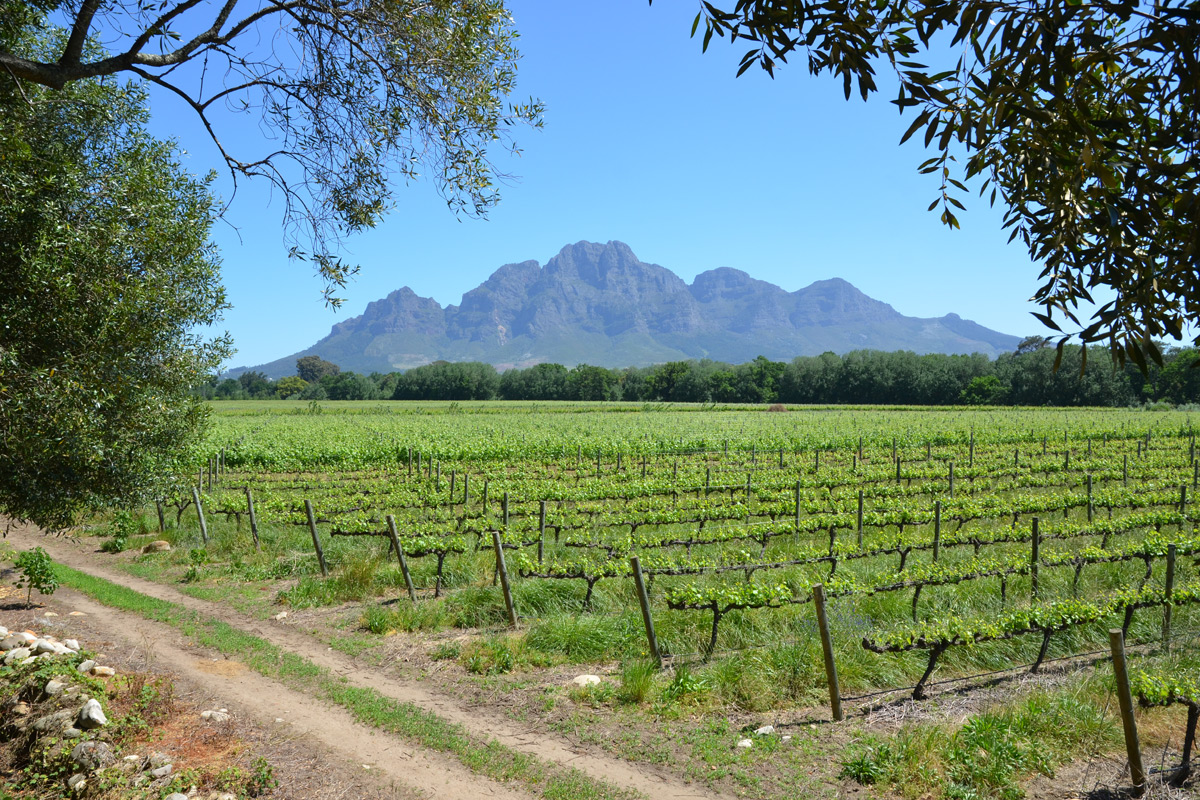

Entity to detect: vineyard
[107,403,1200,794]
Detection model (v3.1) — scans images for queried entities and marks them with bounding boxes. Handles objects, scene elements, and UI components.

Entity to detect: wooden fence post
[503,491,509,528]
[191,488,208,544]
[387,515,416,602]
[245,487,260,551]
[1109,628,1146,795]
[630,556,661,668]
[305,500,328,577]
[492,531,518,628]
[463,473,470,506]
[813,584,844,722]
[948,461,955,498]
[155,500,165,534]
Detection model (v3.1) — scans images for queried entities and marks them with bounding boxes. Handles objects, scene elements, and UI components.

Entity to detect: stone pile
[0,623,183,794]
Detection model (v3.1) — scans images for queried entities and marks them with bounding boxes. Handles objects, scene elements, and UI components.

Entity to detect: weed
[616,660,656,705]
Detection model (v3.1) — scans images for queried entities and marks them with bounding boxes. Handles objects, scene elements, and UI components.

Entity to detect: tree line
[197,341,1200,407]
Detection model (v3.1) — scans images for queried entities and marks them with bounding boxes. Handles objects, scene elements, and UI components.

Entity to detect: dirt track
[4,524,733,800]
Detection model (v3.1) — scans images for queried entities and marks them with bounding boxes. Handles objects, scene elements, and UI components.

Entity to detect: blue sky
[144,1,1046,370]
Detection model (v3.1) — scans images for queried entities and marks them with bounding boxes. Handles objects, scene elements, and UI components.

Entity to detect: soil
[0,585,418,800]
[2,523,738,799]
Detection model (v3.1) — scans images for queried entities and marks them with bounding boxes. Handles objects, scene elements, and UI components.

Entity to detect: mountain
[243,241,1021,377]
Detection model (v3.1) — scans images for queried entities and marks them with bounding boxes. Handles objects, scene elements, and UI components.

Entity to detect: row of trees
[199,343,1200,407]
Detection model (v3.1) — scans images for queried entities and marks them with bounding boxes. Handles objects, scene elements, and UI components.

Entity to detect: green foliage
[0,25,231,530]
[678,1,1200,366]
[100,510,137,553]
[14,546,57,607]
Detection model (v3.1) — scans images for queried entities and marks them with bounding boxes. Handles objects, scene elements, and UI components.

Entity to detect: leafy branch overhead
[666,0,1200,368]
[0,0,543,305]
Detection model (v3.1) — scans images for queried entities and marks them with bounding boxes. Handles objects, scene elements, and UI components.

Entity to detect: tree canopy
[0,0,542,304]
[0,25,231,529]
[669,0,1199,369]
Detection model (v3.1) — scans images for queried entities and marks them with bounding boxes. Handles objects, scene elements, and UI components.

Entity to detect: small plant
[14,547,58,607]
[617,659,656,704]
[183,547,207,582]
[101,510,135,553]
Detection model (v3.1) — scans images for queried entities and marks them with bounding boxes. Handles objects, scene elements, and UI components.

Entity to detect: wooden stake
[813,584,843,722]
[492,531,518,628]
[192,488,208,544]
[305,499,328,577]
[538,500,547,565]
[857,489,864,549]
[155,500,165,534]
[1164,544,1177,651]
[933,501,941,562]
[1109,628,1146,795]
[1031,517,1040,600]
[387,515,416,602]
[794,481,802,533]
[630,556,661,668]
[245,487,260,551]
[1087,474,1093,523]
[503,491,509,527]
[948,461,955,498]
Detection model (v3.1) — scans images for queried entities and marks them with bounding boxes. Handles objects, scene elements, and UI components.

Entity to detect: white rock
[43,611,58,617]
[68,612,86,617]
[571,674,602,687]
[16,631,37,643]
[67,774,86,791]
[0,625,7,637]
[142,540,172,553]
[782,735,792,742]
[164,794,189,800]
[201,710,231,723]
[148,765,173,779]
[45,679,67,696]
[736,739,753,749]
[76,698,108,730]
[272,612,288,621]
[64,639,80,651]
[754,725,775,736]
[4,647,31,665]
[77,660,96,674]
[33,638,59,654]
[0,635,20,651]
[91,666,115,677]
[19,656,37,666]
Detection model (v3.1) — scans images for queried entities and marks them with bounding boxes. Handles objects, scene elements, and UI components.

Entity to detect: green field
[89,402,1200,797]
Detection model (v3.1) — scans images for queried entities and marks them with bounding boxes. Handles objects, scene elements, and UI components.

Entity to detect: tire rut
[7,527,732,800]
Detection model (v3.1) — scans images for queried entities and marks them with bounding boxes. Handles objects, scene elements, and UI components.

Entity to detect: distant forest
[199,340,1200,407]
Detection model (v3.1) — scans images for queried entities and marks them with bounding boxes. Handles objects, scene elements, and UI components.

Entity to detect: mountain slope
[245,241,1020,377]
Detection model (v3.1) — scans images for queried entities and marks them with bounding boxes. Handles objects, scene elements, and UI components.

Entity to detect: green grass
[838,688,1120,799]
[50,562,641,800]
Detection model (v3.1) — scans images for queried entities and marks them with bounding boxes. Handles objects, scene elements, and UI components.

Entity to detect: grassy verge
[51,563,642,800]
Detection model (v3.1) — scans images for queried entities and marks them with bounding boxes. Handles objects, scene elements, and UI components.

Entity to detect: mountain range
[242,240,1021,378]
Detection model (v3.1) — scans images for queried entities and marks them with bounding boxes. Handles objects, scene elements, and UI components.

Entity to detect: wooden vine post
[304,499,328,577]
[155,500,165,534]
[948,461,955,498]
[492,530,518,628]
[856,489,864,548]
[1030,517,1040,600]
[387,515,416,602]
[932,501,942,562]
[812,584,843,722]
[1087,474,1093,522]
[191,487,208,544]
[244,487,260,551]
[794,481,802,539]
[538,500,547,565]
[630,556,661,668]
[1164,543,1177,651]
[1109,628,1146,795]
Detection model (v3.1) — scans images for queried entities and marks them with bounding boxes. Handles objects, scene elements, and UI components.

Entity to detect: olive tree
[0,0,543,304]
[0,26,232,529]
[668,0,1199,370]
